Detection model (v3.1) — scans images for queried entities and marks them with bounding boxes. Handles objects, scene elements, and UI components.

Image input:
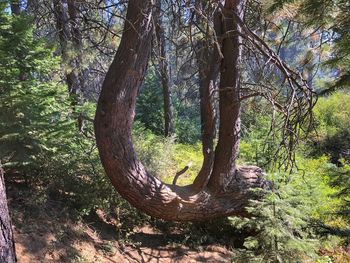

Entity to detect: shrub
[231,157,341,263]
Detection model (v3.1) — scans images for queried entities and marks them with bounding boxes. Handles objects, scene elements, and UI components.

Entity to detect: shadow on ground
[5,173,236,262]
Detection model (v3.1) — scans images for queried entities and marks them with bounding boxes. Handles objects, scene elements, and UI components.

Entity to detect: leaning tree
[94,0,315,221]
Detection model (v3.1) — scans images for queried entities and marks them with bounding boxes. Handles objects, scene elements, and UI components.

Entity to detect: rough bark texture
[209,0,245,192]
[155,11,174,137]
[95,0,266,222]
[193,9,221,192]
[0,165,17,263]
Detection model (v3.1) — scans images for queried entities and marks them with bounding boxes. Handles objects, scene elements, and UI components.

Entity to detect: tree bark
[53,0,80,97]
[94,0,265,222]
[54,0,85,132]
[192,8,221,192]
[208,0,245,192]
[0,164,17,263]
[67,0,85,99]
[25,0,36,13]
[155,8,174,137]
[67,0,86,132]
[53,0,70,54]
[10,0,20,15]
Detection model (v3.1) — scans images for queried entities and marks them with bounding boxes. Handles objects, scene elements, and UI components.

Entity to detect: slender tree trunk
[94,0,264,222]
[0,165,17,263]
[192,8,222,192]
[53,0,70,54]
[54,0,86,131]
[53,0,80,97]
[10,0,20,15]
[208,0,245,192]
[67,0,85,99]
[155,9,174,137]
[67,0,86,131]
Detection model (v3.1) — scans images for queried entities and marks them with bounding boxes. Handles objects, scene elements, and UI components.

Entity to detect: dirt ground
[7,178,349,263]
[7,180,234,263]
[13,223,233,263]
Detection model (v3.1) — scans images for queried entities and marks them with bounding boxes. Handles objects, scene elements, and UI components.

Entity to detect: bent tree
[94,0,314,221]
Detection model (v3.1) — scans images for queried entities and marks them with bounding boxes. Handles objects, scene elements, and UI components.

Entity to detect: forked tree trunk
[208,0,245,192]
[94,0,265,221]
[0,165,17,263]
[193,6,221,192]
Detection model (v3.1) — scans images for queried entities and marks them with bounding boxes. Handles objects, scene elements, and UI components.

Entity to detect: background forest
[0,0,349,262]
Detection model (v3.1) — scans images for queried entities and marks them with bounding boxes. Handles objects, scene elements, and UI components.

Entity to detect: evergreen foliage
[136,68,165,135]
[0,5,115,216]
[231,160,338,262]
[136,67,201,143]
[0,5,61,169]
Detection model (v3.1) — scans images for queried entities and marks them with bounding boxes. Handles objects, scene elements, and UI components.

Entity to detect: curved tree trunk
[94,0,265,221]
[0,165,17,263]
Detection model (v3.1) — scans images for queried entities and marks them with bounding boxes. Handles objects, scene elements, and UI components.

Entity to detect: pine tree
[0,3,64,171]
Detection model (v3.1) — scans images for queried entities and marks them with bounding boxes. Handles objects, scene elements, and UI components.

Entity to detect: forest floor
[6,178,236,263]
[6,176,350,263]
